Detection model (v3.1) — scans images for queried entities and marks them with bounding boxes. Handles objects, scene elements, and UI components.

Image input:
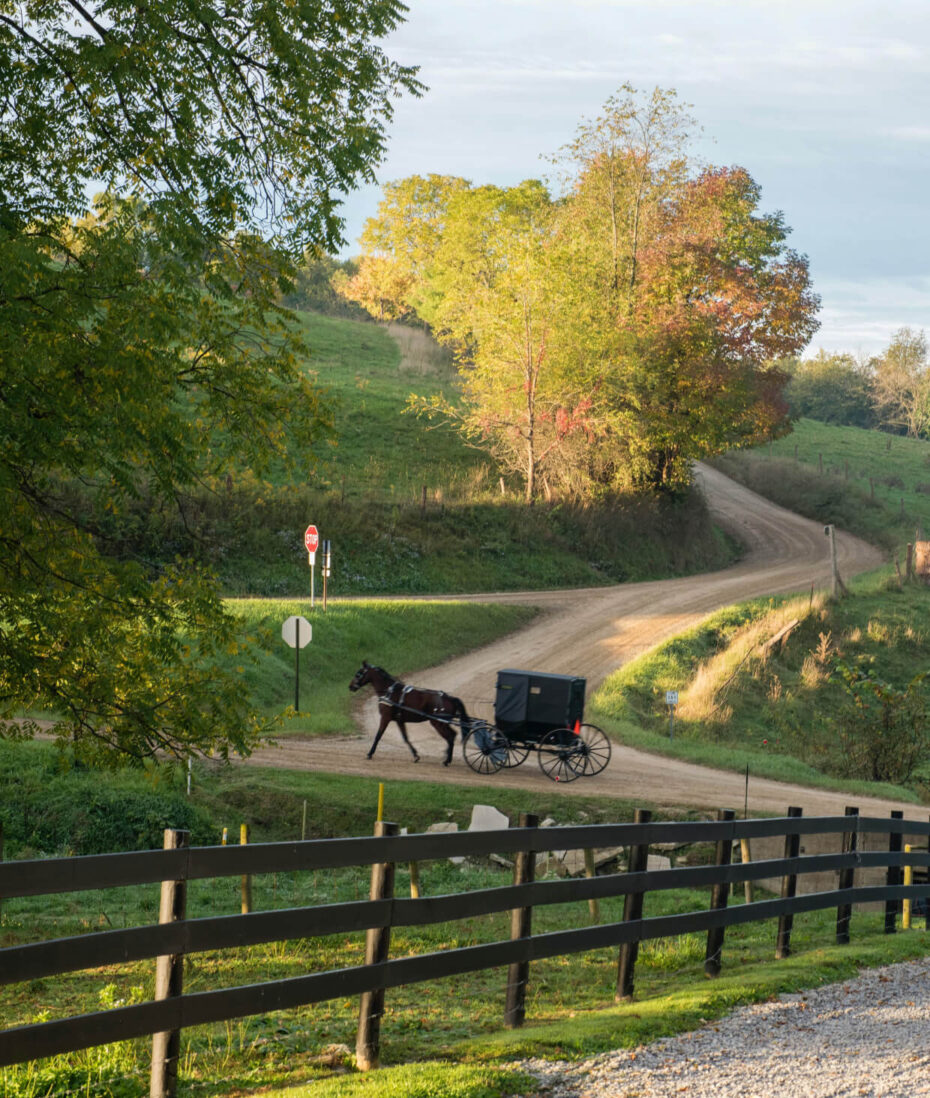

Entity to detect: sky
[339,0,930,358]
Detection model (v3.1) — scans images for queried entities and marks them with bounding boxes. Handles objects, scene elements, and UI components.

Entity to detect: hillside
[101,310,740,597]
[713,418,930,559]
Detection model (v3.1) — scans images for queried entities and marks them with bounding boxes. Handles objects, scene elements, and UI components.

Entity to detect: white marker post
[665,689,678,742]
[282,615,312,711]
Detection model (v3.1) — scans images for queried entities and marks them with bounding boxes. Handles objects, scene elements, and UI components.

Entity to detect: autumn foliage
[346,86,821,499]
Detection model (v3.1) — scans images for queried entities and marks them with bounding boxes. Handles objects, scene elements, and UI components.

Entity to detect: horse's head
[349,661,373,693]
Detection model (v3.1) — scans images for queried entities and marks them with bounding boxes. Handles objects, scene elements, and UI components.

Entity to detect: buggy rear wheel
[537,727,583,783]
[462,721,508,774]
[576,724,611,775]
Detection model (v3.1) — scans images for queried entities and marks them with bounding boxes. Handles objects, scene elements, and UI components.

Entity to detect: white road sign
[282,616,312,649]
[665,690,679,706]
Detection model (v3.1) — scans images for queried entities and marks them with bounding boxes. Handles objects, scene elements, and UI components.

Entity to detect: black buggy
[461,668,611,782]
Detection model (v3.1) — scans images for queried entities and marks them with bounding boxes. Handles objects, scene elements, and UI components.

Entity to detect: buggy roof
[496,669,585,684]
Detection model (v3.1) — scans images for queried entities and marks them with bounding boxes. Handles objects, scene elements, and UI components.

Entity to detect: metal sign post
[282,615,312,711]
[322,539,331,612]
[665,689,678,742]
[304,525,319,609]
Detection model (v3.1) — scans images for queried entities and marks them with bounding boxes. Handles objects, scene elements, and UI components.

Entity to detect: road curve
[247,465,918,819]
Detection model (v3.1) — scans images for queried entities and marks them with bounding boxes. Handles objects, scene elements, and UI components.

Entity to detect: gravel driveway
[518,958,930,1097]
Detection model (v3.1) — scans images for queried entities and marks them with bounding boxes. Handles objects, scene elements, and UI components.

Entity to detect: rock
[426,820,464,864]
[541,817,558,828]
[468,804,510,831]
[647,853,672,872]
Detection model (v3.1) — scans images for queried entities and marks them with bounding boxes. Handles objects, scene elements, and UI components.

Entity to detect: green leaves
[1,0,418,762]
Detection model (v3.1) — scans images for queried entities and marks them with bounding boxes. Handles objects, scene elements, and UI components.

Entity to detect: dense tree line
[785,329,930,435]
[340,87,821,500]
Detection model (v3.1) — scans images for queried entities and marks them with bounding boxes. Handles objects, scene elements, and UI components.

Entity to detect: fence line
[1,812,929,1093]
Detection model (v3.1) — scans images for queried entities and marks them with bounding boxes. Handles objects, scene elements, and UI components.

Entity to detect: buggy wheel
[537,728,583,783]
[577,724,611,775]
[502,741,530,768]
[462,722,508,775]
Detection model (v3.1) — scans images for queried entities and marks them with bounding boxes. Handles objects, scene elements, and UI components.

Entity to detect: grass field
[713,418,930,555]
[100,309,739,597]
[222,596,537,736]
[2,754,928,1098]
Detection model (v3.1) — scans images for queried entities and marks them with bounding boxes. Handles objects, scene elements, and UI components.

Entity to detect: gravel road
[517,957,930,1097]
[247,464,904,820]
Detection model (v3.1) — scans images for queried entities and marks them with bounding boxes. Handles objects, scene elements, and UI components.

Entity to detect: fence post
[775,807,803,959]
[240,824,252,915]
[149,828,189,1098]
[356,820,399,1071]
[504,812,539,1029]
[836,806,859,945]
[704,809,736,977]
[885,811,904,934]
[583,848,600,923]
[615,808,652,1001]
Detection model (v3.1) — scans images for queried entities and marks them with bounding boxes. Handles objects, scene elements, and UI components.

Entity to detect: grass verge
[589,565,930,800]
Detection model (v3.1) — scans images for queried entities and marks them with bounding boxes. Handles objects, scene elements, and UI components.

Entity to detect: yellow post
[221,827,228,846]
[377,783,384,824]
[903,844,912,930]
[240,823,252,915]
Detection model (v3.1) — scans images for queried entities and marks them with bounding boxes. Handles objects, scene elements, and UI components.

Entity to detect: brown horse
[349,661,471,766]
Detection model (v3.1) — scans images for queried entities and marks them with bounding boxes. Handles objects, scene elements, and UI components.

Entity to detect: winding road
[248,465,920,820]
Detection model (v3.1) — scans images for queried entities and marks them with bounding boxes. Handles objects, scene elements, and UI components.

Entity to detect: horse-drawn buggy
[350,661,611,782]
[462,668,611,782]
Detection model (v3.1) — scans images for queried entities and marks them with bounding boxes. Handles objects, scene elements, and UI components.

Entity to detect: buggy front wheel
[577,724,611,775]
[462,722,508,775]
[537,728,583,783]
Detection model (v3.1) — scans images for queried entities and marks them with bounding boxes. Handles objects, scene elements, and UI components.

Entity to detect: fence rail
[1,810,929,1094]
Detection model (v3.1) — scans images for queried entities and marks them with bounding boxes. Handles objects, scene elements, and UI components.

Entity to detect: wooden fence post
[504,812,538,1029]
[616,808,652,1001]
[836,806,859,945]
[149,828,189,1098]
[240,824,252,915]
[885,811,904,934]
[903,845,913,930]
[704,809,735,977]
[356,820,399,1071]
[583,848,600,923]
[775,807,803,959]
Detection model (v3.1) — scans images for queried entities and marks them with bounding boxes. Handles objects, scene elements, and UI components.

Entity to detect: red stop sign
[304,525,319,553]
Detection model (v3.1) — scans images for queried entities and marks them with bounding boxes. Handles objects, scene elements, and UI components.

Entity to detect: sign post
[304,525,319,609]
[321,539,331,612]
[665,689,678,742]
[282,615,312,711]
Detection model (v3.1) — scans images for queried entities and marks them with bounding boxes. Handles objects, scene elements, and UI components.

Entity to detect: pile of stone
[422,805,682,878]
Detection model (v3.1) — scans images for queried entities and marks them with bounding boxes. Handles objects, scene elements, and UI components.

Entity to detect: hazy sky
[340,0,929,357]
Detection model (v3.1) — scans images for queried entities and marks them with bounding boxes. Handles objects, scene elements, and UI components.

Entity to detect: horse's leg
[431,719,455,766]
[396,720,420,762]
[367,711,391,759]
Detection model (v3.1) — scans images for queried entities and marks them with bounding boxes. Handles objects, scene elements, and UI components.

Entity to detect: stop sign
[304,525,319,553]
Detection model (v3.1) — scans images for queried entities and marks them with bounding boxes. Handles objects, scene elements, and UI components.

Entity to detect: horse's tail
[451,696,471,738]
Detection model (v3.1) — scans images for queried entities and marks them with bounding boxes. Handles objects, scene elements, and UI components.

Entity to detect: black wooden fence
[1,809,929,1096]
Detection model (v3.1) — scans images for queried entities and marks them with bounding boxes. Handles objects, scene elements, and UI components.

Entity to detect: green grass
[92,309,739,596]
[713,417,930,555]
[222,596,538,736]
[589,565,930,798]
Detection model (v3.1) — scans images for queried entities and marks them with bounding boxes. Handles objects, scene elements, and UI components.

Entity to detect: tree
[554,94,819,490]
[406,180,596,501]
[0,0,420,763]
[785,351,875,427]
[871,328,930,438]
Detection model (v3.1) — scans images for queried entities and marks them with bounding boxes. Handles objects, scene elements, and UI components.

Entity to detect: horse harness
[379,680,450,721]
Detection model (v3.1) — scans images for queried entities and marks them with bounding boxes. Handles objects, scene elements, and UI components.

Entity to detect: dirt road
[248,466,920,819]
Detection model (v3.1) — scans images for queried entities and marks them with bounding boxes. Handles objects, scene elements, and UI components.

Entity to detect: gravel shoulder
[517,957,930,1098]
